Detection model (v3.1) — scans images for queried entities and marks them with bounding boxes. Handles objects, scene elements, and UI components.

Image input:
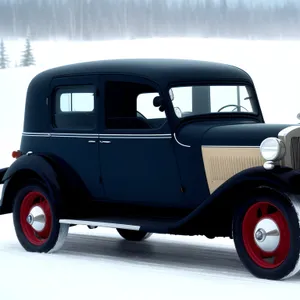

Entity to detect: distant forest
[0,0,300,40]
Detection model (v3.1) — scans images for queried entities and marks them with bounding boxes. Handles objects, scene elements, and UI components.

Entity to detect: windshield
[169,84,258,118]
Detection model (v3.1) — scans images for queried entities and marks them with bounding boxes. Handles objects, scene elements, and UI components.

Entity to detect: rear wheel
[233,193,300,280]
[117,228,152,241]
[13,181,69,253]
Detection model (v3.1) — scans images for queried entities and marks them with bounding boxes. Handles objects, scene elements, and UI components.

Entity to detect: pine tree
[20,37,35,67]
[0,39,9,69]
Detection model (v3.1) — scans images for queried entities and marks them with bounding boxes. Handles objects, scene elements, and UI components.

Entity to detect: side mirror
[297,113,300,121]
[153,96,165,112]
[153,96,162,107]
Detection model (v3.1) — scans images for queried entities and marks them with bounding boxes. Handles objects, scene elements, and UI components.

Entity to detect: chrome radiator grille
[291,137,300,169]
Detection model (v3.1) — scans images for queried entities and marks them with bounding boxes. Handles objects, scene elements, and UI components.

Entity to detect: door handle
[88,140,96,143]
[100,140,111,144]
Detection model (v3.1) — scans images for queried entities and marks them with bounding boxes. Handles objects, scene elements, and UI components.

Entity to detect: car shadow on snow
[4,228,300,281]
[59,233,300,281]
[59,232,249,278]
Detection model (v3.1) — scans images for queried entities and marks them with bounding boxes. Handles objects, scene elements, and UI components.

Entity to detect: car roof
[34,58,253,84]
[23,58,255,133]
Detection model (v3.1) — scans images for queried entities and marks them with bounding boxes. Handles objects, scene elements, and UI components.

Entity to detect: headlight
[260,137,285,161]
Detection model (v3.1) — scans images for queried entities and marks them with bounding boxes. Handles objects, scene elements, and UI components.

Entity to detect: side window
[136,92,166,120]
[53,85,96,130]
[104,80,167,130]
[60,92,94,112]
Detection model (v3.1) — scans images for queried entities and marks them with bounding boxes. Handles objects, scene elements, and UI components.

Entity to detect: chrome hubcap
[26,206,46,232]
[255,228,266,242]
[253,218,280,252]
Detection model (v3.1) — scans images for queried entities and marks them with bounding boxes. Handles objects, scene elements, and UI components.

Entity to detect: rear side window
[59,91,94,112]
[53,85,96,130]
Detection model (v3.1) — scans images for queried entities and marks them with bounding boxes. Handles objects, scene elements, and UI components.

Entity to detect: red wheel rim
[242,201,290,269]
[19,191,52,246]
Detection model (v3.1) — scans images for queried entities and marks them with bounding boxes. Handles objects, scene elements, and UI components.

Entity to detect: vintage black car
[1,58,300,280]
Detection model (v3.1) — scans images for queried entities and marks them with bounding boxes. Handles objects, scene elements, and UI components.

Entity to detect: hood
[178,122,292,147]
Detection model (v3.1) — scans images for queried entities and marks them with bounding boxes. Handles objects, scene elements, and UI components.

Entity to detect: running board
[59,219,140,231]
[59,216,181,233]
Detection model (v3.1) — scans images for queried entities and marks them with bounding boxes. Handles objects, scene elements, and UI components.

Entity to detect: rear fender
[168,166,300,235]
[0,153,89,216]
[0,168,8,183]
[0,154,61,214]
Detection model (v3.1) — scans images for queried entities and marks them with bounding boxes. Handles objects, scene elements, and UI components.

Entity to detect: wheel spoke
[258,203,269,217]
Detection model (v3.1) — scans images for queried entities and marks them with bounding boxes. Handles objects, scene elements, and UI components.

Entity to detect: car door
[98,74,183,207]
[50,75,104,199]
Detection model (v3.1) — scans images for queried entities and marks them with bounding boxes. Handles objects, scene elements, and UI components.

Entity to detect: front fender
[167,166,300,234]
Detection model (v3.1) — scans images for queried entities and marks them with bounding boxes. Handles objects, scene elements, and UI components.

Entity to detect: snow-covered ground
[1,213,300,300]
[1,37,300,298]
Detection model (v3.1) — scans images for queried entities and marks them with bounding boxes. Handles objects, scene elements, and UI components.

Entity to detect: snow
[0,216,294,300]
[1,37,300,298]
[1,213,300,300]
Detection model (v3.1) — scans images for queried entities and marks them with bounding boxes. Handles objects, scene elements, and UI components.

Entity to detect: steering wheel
[218,104,249,112]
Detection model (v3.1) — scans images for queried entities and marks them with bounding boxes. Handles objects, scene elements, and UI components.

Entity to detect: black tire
[233,192,300,280]
[117,228,152,241]
[12,180,69,253]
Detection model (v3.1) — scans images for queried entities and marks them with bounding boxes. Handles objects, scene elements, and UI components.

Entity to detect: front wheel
[233,193,300,280]
[117,228,152,241]
[13,181,69,253]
